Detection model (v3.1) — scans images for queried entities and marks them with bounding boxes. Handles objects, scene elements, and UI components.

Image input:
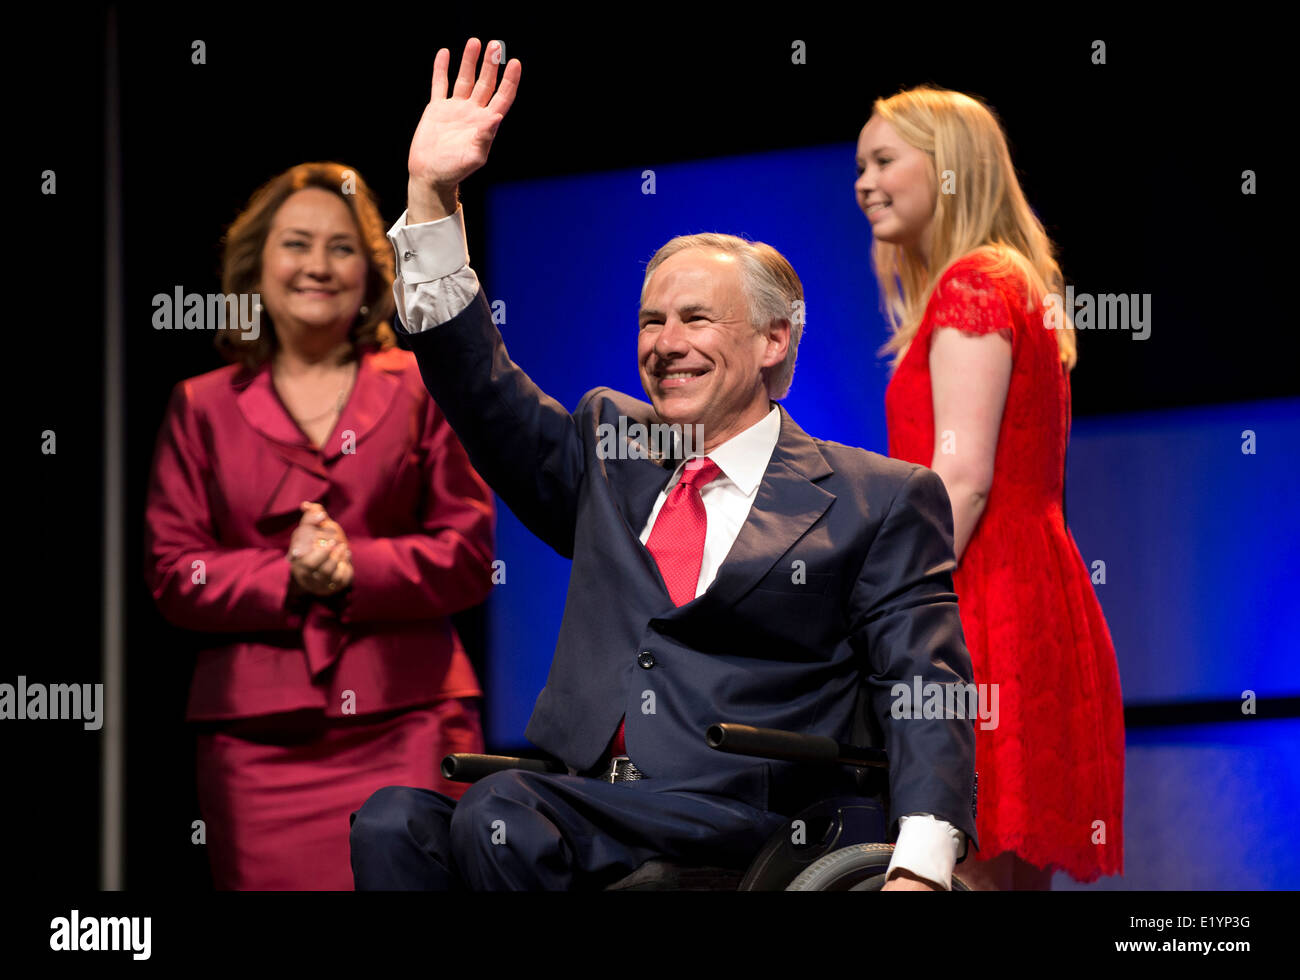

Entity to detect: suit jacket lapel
[698,405,835,610]
[320,351,403,464]
[600,399,675,536]
[614,456,673,533]
[605,447,675,593]
[233,349,402,529]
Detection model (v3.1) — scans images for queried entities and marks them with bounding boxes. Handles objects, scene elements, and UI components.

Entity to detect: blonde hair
[642,233,804,399]
[868,86,1077,372]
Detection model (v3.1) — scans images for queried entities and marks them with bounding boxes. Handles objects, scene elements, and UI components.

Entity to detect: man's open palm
[409,38,521,188]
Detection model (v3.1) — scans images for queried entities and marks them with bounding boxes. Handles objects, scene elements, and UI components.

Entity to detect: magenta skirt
[195,698,483,890]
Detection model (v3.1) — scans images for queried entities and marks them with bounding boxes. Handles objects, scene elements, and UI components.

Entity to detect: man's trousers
[349,768,791,890]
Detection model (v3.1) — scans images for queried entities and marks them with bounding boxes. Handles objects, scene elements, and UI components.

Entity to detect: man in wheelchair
[349,38,977,892]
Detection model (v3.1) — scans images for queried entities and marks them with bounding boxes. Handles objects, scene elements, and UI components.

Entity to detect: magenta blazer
[144,345,495,721]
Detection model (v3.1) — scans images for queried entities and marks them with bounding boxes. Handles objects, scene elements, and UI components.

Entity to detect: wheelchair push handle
[706,723,888,769]
[441,753,568,782]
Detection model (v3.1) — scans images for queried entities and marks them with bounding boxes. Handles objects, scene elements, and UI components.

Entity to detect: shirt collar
[669,404,780,496]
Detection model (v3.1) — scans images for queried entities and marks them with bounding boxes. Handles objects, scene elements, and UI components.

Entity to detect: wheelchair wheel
[785,843,972,891]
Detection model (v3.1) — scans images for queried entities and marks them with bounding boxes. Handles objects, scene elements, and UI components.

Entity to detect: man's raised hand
[407,38,521,222]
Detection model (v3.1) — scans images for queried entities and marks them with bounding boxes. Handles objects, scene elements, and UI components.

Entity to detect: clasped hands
[286,501,353,598]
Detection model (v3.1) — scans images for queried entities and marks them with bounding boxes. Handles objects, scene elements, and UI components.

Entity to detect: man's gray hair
[640,233,804,400]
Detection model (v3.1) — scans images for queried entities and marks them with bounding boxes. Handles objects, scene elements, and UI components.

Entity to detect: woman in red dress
[144,162,495,889]
[855,88,1124,889]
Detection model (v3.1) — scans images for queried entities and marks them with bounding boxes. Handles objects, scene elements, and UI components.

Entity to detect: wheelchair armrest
[706,723,888,769]
[441,753,568,783]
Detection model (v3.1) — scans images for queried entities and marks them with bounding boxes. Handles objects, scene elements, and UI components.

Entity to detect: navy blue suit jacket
[395,290,978,847]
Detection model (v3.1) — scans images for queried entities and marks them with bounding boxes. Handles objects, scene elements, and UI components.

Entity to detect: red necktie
[608,456,721,757]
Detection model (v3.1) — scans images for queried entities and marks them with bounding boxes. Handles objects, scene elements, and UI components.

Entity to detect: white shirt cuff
[386,208,481,332]
[886,814,964,890]
[388,207,470,283]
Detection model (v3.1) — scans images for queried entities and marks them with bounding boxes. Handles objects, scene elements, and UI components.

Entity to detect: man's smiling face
[638,248,785,452]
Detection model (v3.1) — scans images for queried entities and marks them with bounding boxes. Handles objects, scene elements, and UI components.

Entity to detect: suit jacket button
[638,652,656,669]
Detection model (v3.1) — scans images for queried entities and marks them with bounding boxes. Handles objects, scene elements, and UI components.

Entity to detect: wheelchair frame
[442,722,972,891]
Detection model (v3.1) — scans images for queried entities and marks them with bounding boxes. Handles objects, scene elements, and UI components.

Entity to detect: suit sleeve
[143,382,305,633]
[848,464,979,847]
[394,286,585,559]
[332,395,496,624]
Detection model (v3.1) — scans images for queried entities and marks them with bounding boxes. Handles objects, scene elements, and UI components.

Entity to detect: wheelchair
[442,717,973,891]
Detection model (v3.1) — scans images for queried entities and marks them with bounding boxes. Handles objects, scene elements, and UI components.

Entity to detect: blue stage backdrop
[477,145,1300,887]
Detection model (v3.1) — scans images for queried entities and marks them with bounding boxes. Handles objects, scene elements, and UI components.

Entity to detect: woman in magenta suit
[855,88,1125,889]
[144,161,496,890]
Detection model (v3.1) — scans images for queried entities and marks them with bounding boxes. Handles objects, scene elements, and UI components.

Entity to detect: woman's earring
[358,305,370,316]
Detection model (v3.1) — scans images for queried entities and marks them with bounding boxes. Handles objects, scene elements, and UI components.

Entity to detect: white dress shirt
[386,207,967,890]
[638,407,779,596]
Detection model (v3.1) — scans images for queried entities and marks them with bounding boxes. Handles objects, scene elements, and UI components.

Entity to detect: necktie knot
[675,456,720,492]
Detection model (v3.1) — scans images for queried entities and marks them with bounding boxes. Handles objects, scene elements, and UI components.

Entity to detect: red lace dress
[884,250,1124,882]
